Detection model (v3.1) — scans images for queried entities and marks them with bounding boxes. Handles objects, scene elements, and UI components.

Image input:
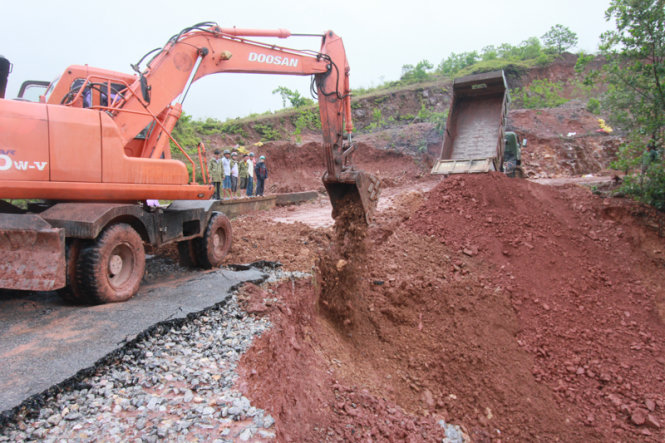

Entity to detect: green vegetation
[272,86,314,108]
[511,79,570,109]
[541,24,579,55]
[353,29,567,97]
[252,122,281,141]
[366,108,386,131]
[586,97,601,114]
[599,0,665,209]
[400,60,435,84]
[292,107,321,143]
[170,113,248,151]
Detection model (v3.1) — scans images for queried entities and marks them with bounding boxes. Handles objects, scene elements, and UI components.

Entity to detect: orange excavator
[0,22,380,303]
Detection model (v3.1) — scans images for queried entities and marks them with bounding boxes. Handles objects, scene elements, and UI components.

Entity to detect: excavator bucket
[324,171,381,224]
[0,214,66,291]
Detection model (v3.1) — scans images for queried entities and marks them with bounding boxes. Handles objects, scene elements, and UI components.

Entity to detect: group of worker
[209,149,269,200]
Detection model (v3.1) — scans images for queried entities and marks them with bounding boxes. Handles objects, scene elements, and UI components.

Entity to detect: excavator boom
[32,23,379,221]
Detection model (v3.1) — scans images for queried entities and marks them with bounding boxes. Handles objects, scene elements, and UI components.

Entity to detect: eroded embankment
[238,173,665,441]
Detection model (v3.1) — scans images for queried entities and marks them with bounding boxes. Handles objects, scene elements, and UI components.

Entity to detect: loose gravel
[0,265,303,442]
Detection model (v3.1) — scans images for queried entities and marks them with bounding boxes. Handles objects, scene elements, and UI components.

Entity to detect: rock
[258,430,276,439]
[607,394,623,408]
[262,414,275,428]
[228,406,243,417]
[645,414,661,429]
[462,246,478,257]
[31,428,47,439]
[422,389,435,409]
[645,399,656,412]
[237,428,253,441]
[344,403,359,416]
[631,408,647,426]
[46,414,61,426]
[64,412,81,421]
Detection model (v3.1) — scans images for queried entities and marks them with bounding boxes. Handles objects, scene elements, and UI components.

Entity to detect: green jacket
[238,160,249,178]
[209,158,223,182]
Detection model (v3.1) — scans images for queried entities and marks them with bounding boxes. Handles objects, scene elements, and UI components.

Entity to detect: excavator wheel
[75,223,146,304]
[177,239,199,268]
[56,239,83,303]
[192,213,232,269]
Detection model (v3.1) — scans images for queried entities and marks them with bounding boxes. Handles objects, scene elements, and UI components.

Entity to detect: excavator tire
[192,213,232,269]
[75,223,145,304]
[56,239,83,303]
[177,239,198,268]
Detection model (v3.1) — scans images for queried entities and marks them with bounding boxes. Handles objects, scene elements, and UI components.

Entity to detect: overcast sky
[2,0,612,121]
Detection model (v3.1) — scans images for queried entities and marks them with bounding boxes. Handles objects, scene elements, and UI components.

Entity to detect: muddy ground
[220,150,665,442]
[187,83,660,440]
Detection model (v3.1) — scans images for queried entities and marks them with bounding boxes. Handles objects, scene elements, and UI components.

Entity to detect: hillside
[181,53,619,195]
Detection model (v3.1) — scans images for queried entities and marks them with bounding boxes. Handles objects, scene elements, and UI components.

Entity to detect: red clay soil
[406,173,665,440]
[235,173,665,442]
[509,106,622,178]
[225,217,329,272]
[251,141,425,194]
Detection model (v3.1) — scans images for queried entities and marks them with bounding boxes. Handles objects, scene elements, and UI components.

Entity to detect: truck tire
[75,223,145,304]
[193,213,232,269]
[515,166,526,178]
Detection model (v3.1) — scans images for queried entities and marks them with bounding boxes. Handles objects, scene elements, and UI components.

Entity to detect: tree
[436,52,478,76]
[272,86,313,108]
[600,0,665,209]
[401,59,434,82]
[519,37,545,59]
[541,24,578,55]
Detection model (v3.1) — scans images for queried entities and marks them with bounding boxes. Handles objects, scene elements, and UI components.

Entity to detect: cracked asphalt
[0,267,266,413]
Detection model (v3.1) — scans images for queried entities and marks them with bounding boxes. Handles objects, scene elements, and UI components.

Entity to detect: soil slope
[233,173,665,441]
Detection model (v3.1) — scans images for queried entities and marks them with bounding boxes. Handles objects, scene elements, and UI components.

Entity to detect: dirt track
[226,171,665,441]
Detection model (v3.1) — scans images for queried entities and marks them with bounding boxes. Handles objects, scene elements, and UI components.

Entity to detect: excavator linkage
[324,170,381,224]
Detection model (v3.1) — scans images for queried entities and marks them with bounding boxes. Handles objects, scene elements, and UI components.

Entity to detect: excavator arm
[48,23,380,221]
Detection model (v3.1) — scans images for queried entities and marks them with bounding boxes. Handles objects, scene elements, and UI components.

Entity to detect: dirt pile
[407,173,665,440]
[235,172,665,441]
[225,218,328,272]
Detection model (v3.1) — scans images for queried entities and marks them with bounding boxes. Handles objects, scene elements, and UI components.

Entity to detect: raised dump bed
[432,70,508,175]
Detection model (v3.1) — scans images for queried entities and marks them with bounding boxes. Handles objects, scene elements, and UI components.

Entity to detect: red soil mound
[237,173,665,441]
[407,173,665,440]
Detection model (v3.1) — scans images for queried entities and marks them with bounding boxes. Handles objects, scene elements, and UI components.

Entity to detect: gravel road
[0,266,303,442]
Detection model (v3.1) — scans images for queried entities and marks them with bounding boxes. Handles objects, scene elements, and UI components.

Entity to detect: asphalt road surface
[0,267,266,413]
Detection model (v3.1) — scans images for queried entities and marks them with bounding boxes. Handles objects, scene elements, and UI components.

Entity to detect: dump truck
[432,70,523,176]
[0,23,379,304]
